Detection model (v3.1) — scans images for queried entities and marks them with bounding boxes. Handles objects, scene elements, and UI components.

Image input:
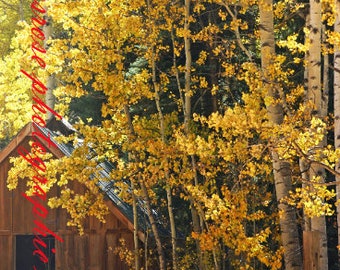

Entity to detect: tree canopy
[4,0,340,269]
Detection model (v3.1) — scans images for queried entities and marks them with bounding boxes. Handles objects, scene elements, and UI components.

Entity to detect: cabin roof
[0,119,166,241]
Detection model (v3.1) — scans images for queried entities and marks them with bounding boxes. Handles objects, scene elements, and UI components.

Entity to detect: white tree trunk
[334,0,340,262]
[43,15,56,121]
[307,0,328,267]
[259,1,302,268]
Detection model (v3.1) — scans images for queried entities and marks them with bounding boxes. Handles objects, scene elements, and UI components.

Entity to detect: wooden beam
[303,231,320,270]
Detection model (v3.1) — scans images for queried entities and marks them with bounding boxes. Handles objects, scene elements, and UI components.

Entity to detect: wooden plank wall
[55,231,133,270]
[0,234,12,269]
[0,158,12,232]
[303,231,320,270]
[0,134,135,270]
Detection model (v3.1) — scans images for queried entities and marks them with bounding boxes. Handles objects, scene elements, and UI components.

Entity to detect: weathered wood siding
[0,124,135,270]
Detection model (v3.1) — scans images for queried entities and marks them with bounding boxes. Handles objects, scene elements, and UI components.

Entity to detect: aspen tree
[123,104,141,270]
[259,0,303,268]
[43,14,56,121]
[334,0,340,259]
[143,1,179,267]
[0,23,32,144]
[9,0,340,269]
[184,0,206,267]
[307,0,328,266]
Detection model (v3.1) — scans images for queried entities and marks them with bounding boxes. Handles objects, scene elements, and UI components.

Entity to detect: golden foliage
[5,0,340,268]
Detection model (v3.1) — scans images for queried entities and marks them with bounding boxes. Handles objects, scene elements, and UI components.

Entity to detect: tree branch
[292,141,340,183]
[0,0,17,11]
[218,2,253,61]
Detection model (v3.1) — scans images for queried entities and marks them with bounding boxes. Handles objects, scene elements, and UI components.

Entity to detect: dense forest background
[1,0,340,269]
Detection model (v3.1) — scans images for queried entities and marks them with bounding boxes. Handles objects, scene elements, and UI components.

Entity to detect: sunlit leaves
[189,185,283,269]
[285,185,336,217]
[5,0,340,268]
[0,22,33,143]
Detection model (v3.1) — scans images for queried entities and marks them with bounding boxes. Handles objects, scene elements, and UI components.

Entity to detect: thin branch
[0,0,17,11]
[217,2,253,61]
[292,141,340,180]
[171,27,185,113]
[300,177,340,187]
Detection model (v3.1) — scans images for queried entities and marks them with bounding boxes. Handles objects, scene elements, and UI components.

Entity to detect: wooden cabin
[0,121,146,270]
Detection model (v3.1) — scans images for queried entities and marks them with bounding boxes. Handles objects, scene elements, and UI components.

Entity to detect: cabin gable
[0,122,137,270]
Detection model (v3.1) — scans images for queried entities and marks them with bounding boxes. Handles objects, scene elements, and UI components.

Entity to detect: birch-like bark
[334,0,340,262]
[124,105,140,270]
[131,179,140,270]
[125,104,166,270]
[144,0,178,267]
[155,86,178,270]
[184,0,192,130]
[140,182,166,270]
[43,15,56,121]
[259,1,302,269]
[307,0,328,267]
[19,0,24,21]
[151,43,178,270]
[301,15,311,232]
[183,1,206,268]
